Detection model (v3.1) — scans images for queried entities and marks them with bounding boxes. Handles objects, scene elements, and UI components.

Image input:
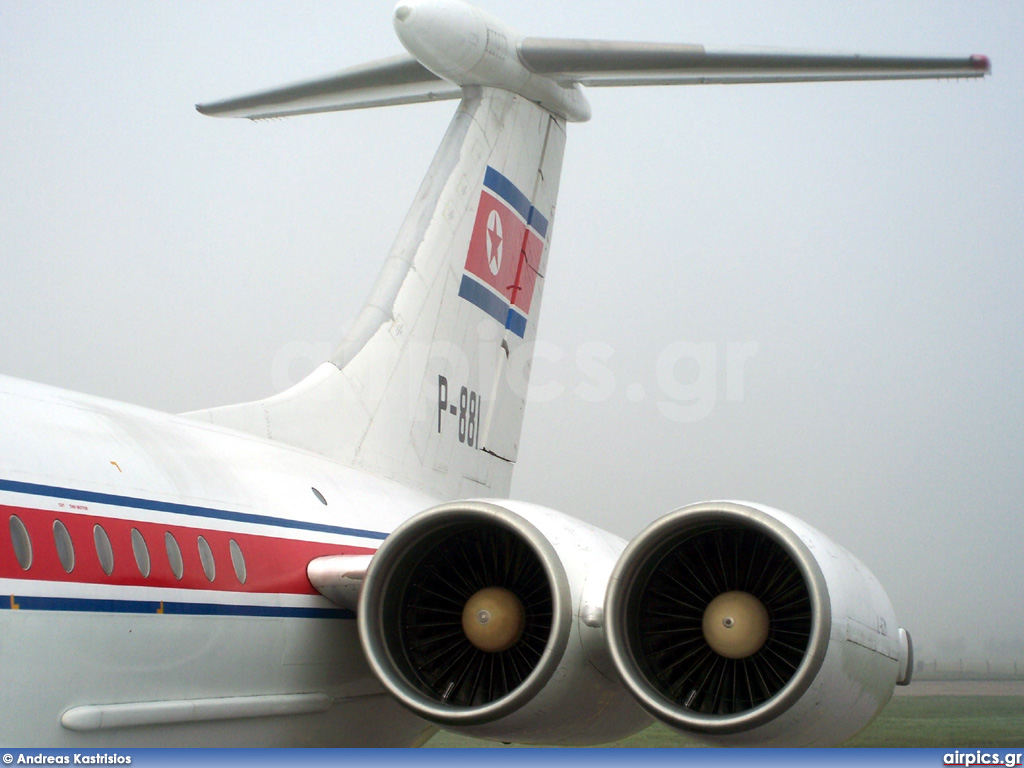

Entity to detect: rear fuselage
[0,375,435,746]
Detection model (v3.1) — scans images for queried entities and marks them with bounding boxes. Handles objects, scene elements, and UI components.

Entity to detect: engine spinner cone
[462,586,526,653]
[702,590,770,659]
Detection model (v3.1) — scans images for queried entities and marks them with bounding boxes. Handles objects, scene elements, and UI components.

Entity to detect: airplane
[0,0,989,749]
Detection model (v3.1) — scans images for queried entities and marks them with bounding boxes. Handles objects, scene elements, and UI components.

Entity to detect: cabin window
[311,487,328,505]
[93,525,114,575]
[165,532,183,580]
[197,536,216,582]
[131,528,151,578]
[229,539,247,585]
[9,515,32,570]
[53,519,75,573]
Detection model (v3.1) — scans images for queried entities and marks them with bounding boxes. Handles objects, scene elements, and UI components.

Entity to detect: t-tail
[188,0,988,500]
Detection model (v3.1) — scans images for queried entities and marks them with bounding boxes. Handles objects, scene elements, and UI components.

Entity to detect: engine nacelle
[604,501,911,747]
[357,499,650,745]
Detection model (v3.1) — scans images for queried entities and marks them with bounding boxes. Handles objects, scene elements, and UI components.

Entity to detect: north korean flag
[458,167,547,338]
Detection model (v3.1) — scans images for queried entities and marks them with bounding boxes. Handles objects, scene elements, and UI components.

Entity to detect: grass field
[424,696,1024,748]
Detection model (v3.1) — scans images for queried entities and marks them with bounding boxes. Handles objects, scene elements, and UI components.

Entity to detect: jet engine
[604,501,912,746]
[356,499,650,745]
[351,498,911,746]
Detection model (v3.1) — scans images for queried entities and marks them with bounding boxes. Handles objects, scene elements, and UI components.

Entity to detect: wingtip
[970,54,991,75]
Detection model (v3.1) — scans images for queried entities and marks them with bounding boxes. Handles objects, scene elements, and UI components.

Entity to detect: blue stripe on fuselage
[0,478,389,541]
[3,594,354,619]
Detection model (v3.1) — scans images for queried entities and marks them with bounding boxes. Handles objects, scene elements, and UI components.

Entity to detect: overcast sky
[2,1,1021,662]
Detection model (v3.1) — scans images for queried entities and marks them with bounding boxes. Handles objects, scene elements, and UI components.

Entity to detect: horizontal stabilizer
[518,38,991,86]
[197,27,988,123]
[196,54,460,119]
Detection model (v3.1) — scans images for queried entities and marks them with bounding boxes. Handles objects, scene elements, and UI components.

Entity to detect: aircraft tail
[189,86,564,499]
[188,0,987,500]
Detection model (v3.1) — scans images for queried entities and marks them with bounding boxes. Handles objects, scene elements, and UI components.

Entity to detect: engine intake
[358,500,572,727]
[606,501,836,739]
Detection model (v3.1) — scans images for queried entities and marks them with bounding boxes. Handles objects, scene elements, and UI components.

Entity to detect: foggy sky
[1,1,1022,661]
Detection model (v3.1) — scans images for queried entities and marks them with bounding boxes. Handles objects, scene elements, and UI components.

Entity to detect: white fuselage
[0,374,437,746]
[0,0,981,747]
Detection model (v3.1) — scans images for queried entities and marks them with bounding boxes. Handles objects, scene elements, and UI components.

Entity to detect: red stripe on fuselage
[0,504,374,595]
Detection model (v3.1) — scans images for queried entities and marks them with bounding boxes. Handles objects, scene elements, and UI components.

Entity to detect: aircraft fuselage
[0,375,435,746]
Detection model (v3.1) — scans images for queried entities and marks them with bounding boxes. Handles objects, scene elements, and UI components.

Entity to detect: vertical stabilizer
[189,87,565,499]
[189,0,987,500]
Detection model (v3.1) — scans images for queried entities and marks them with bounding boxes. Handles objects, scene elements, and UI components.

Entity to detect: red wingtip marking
[970,54,991,74]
